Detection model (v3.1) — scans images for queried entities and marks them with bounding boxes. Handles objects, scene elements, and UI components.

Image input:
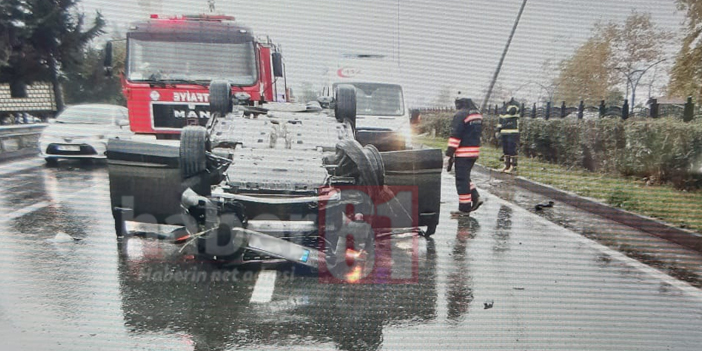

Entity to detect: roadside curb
[474,163,702,254]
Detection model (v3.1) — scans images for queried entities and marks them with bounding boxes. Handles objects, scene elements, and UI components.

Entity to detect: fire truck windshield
[127,39,257,85]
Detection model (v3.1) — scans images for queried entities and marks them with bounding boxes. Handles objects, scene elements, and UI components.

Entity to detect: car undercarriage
[106,82,443,275]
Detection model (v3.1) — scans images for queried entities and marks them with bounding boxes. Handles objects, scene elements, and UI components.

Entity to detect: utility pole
[481,0,528,113]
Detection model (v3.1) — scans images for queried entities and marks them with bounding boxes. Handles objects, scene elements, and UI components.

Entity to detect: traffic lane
[420,172,702,350]
[0,160,699,350]
[0,159,437,350]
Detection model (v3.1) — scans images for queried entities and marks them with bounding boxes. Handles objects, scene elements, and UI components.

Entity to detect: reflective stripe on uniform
[459,194,472,204]
[455,146,480,158]
[448,137,460,148]
[463,114,483,123]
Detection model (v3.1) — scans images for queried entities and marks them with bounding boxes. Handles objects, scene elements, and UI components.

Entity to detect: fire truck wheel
[209,80,232,116]
[334,84,356,128]
[180,126,207,179]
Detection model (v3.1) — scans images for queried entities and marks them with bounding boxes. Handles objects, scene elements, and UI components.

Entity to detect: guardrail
[0,124,46,162]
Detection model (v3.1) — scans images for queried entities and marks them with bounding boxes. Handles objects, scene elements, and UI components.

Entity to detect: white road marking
[250,270,277,304]
[0,158,44,177]
[3,201,52,222]
[1,185,96,224]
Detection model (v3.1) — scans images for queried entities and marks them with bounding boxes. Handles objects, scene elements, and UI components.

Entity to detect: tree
[0,0,105,109]
[63,46,124,105]
[609,11,673,110]
[554,27,614,106]
[554,12,671,108]
[668,0,702,103]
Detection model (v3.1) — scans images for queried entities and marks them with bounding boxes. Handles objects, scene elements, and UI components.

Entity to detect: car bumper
[39,140,107,159]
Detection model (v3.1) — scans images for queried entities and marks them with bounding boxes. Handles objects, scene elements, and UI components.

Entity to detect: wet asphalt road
[1,158,702,350]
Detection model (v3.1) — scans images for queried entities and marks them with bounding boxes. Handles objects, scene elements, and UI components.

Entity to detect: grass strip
[417,135,702,233]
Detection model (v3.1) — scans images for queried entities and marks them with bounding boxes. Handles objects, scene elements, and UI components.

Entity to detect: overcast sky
[78,0,684,107]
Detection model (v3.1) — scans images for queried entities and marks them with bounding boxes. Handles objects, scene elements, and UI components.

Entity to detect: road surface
[0,158,701,350]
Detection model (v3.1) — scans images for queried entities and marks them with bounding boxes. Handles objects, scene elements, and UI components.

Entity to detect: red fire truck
[104,14,285,138]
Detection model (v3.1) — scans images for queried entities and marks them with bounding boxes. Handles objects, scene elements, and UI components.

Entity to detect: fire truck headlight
[150,90,160,101]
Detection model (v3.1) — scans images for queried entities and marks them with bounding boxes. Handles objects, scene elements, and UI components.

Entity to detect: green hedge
[418,112,702,189]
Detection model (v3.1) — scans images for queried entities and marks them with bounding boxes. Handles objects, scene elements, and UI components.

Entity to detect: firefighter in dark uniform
[446,97,484,217]
[497,98,520,173]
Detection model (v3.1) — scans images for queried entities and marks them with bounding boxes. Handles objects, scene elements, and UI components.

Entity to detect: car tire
[362,144,385,187]
[209,80,232,117]
[334,84,356,129]
[180,126,207,179]
[337,140,381,187]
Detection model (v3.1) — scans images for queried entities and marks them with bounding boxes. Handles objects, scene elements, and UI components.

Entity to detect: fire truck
[104,14,285,138]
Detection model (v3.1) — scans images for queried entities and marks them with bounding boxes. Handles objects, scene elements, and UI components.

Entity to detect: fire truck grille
[152,102,210,129]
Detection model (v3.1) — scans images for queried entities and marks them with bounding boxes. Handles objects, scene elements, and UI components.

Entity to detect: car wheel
[337,140,385,186]
[334,84,356,129]
[180,126,207,179]
[209,80,232,117]
[45,158,58,167]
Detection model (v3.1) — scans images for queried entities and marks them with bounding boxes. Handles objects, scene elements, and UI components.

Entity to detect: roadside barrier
[0,124,46,162]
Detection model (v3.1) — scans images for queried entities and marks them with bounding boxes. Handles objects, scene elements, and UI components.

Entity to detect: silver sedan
[39,104,133,165]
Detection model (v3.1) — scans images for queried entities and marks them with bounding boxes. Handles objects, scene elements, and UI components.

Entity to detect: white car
[39,104,132,165]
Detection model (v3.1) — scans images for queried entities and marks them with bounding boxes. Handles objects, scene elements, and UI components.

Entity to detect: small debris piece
[484,300,494,309]
[535,201,555,211]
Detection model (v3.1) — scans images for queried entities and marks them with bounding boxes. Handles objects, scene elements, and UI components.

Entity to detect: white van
[321,55,413,151]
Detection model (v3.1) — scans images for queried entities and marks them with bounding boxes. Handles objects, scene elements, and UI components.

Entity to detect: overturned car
[107,82,442,273]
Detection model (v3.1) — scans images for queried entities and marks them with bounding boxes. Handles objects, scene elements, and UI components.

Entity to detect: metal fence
[415,97,698,121]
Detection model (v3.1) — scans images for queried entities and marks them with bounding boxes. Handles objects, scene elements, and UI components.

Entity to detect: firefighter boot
[504,156,517,174]
[500,156,511,173]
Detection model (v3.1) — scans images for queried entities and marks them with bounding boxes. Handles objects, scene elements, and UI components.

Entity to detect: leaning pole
[480,0,528,113]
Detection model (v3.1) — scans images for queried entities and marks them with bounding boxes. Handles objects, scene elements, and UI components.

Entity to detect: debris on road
[535,201,555,211]
[484,300,494,309]
[47,232,81,243]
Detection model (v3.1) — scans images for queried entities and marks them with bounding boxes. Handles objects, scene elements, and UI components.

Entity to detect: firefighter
[497,98,520,173]
[446,97,484,217]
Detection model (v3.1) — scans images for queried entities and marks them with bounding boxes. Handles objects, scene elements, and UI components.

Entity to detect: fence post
[599,100,606,118]
[578,100,584,119]
[683,96,694,122]
[520,103,525,117]
[622,100,629,120]
[545,101,551,120]
[560,101,566,118]
[532,103,536,118]
[650,98,659,118]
